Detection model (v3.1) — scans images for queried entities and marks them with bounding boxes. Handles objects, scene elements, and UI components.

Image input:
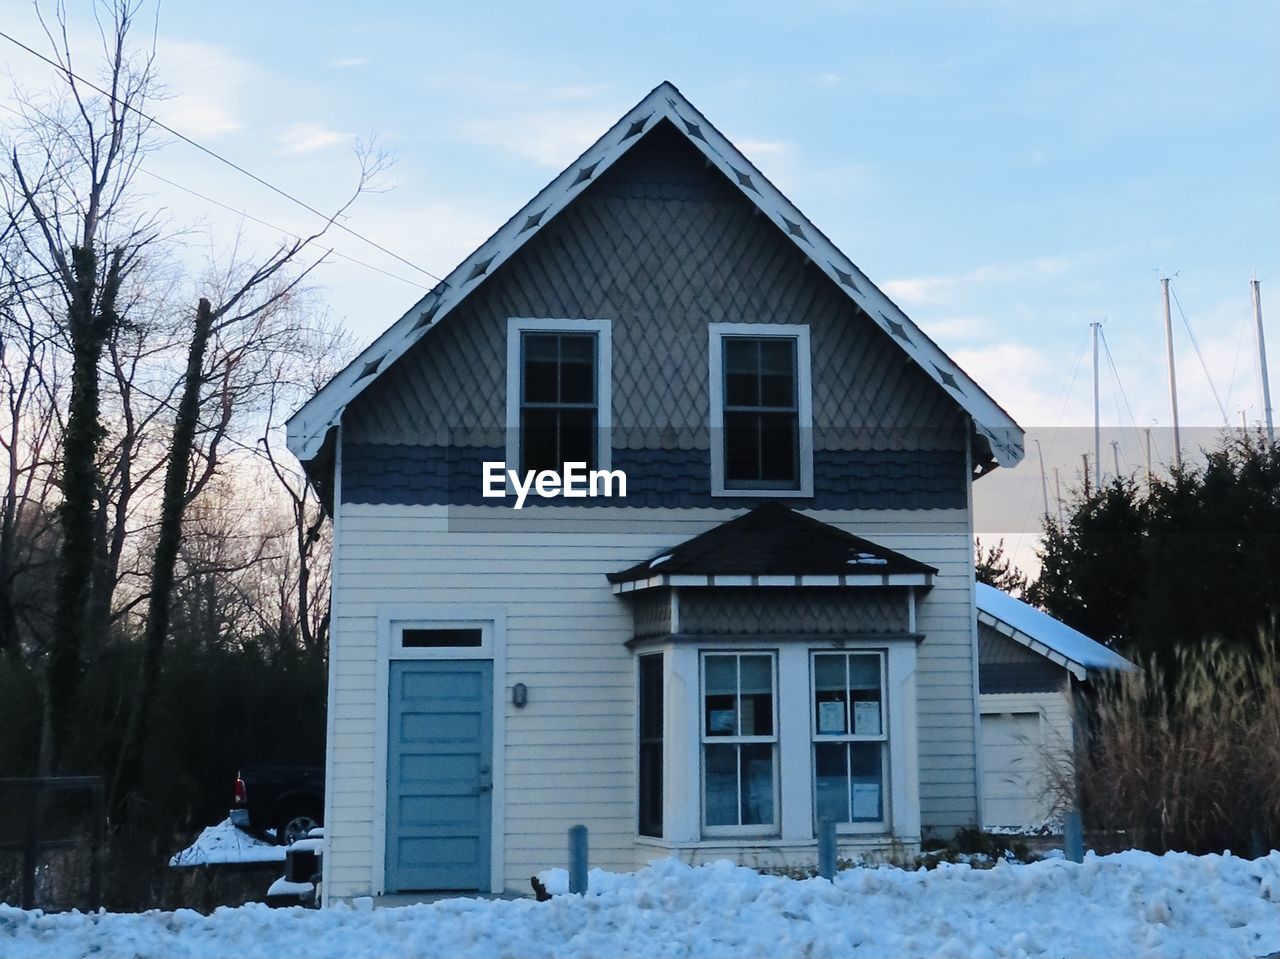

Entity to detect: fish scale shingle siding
[343,121,966,489]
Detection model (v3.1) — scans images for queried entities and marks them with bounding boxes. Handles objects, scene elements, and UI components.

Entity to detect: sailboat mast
[1092,321,1102,488]
[1035,438,1050,520]
[1253,277,1274,445]
[1162,277,1182,469]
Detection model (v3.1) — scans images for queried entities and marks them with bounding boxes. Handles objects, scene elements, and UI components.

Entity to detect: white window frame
[810,649,890,833]
[505,317,613,476]
[708,322,813,497]
[699,650,780,838]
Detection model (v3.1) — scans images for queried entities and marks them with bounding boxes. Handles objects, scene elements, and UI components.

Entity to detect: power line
[1168,282,1229,425]
[0,99,433,292]
[135,168,431,291]
[0,26,446,285]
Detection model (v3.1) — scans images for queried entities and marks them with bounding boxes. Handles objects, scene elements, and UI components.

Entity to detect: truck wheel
[275,805,322,846]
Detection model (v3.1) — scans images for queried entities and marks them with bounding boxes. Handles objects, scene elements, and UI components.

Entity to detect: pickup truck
[231,766,324,846]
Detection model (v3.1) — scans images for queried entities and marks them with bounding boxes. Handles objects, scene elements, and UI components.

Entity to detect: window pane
[639,654,664,838]
[560,333,595,363]
[849,655,882,737]
[759,340,795,407]
[704,656,737,736]
[704,744,738,826]
[739,655,773,736]
[814,654,848,735]
[723,412,759,483]
[639,655,663,740]
[850,742,883,821]
[558,336,595,402]
[558,408,595,468]
[740,743,774,826]
[640,743,663,837]
[520,408,557,474]
[724,339,759,406]
[814,742,849,823]
[401,628,482,648]
[758,413,797,482]
[523,334,559,403]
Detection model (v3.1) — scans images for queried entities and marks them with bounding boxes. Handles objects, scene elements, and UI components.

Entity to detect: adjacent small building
[975,582,1136,829]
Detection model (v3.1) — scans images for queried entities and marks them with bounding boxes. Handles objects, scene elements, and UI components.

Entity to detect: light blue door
[387,660,493,892]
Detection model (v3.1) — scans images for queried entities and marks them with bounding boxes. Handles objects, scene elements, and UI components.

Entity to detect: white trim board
[372,605,508,897]
[286,81,1023,469]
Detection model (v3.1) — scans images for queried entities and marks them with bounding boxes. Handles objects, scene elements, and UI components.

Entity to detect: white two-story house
[287,81,1024,902]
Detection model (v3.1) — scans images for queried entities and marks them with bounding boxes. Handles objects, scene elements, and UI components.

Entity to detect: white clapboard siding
[326,502,979,898]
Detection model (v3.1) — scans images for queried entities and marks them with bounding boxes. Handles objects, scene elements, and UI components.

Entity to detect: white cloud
[155,39,254,138]
[276,122,350,155]
[884,254,1084,308]
[736,138,792,158]
[951,341,1066,426]
[458,108,617,167]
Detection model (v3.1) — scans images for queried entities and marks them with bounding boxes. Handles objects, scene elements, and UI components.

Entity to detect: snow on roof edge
[975,582,1137,674]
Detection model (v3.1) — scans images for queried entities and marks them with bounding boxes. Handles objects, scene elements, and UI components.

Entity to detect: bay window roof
[608,503,935,592]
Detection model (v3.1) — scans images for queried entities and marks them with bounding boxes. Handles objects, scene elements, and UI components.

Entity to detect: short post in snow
[568,824,589,894]
[1064,809,1085,864]
[817,819,837,880]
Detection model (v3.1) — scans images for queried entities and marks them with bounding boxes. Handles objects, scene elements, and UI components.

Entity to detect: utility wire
[1168,282,1229,425]
[0,99,431,292]
[1099,327,1149,457]
[0,27,446,285]
[136,168,432,290]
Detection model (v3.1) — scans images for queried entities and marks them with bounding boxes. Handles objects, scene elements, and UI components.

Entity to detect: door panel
[981,711,1047,828]
[387,660,493,892]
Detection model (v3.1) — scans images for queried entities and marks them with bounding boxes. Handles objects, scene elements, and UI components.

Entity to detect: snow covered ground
[168,819,284,867]
[5,850,1279,958]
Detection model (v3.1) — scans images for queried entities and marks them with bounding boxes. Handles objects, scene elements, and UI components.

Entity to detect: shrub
[1077,634,1280,855]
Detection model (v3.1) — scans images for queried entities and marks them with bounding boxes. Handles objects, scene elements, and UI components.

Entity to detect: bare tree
[2,0,160,768]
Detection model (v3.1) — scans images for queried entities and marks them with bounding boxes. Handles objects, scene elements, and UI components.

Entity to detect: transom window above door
[709,324,813,497]
[505,318,613,476]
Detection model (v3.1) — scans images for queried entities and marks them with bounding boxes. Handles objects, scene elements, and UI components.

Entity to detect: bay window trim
[708,322,813,498]
[505,317,613,476]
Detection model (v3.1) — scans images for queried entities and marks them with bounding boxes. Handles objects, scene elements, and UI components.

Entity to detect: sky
[1,0,1277,558]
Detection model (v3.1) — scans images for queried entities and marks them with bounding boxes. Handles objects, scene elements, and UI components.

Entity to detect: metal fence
[0,776,105,910]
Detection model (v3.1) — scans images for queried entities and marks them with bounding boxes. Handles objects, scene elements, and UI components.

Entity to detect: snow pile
[169,819,284,868]
[4,850,1278,958]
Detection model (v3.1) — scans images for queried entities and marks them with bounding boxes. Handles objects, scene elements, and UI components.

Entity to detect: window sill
[711,486,811,499]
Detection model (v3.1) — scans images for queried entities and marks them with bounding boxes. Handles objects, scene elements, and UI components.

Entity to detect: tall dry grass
[1075,634,1280,855]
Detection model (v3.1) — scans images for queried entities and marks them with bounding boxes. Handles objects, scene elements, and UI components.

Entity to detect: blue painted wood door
[386,660,493,892]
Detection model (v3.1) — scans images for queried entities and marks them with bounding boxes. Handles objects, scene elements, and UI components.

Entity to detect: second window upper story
[709,323,813,497]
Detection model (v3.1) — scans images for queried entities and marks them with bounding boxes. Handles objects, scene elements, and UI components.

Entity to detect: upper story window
[709,324,813,497]
[506,318,612,475]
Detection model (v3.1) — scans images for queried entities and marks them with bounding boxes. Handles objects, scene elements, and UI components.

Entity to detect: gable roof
[975,582,1137,680]
[608,503,936,592]
[286,81,1024,469]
